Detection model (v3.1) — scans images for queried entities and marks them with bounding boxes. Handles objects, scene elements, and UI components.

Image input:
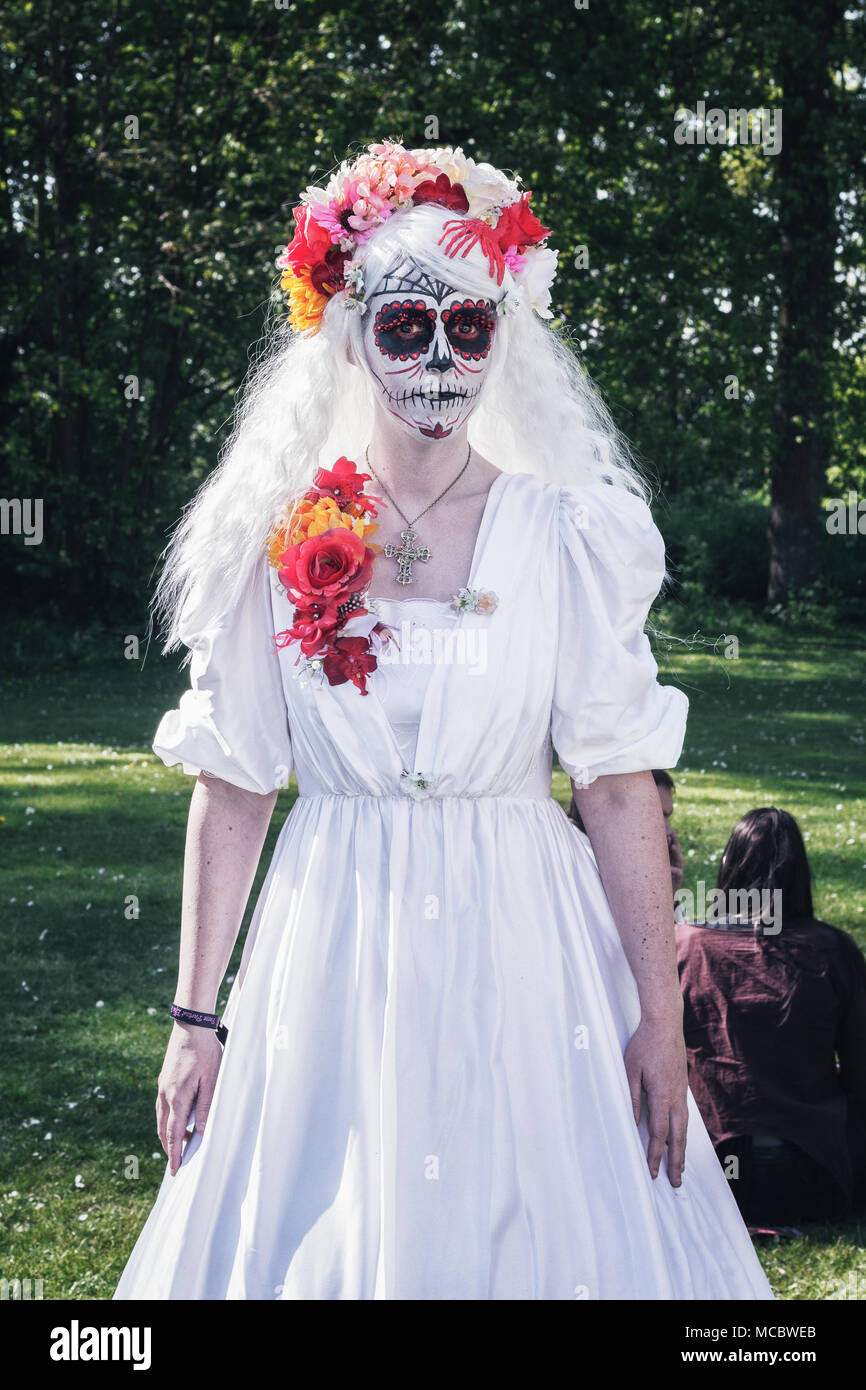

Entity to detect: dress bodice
[367,596,458,771]
[153,470,688,803]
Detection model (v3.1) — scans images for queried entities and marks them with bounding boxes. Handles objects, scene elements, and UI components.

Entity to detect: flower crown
[276,141,558,336]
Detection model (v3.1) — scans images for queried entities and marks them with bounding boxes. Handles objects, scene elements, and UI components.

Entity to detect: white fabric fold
[152,562,293,795]
[552,482,689,786]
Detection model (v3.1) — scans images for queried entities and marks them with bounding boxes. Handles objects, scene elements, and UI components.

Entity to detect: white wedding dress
[114,471,773,1300]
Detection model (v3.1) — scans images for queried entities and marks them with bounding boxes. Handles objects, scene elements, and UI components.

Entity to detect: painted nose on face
[428,335,455,373]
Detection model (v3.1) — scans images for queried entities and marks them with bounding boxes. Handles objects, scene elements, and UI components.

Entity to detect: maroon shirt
[675,917,866,1201]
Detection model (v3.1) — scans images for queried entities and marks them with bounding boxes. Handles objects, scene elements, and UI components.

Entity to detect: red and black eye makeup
[373,300,437,361]
[441,300,496,360]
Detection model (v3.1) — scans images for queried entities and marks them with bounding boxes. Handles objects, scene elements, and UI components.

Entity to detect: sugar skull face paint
[358,254,499,440]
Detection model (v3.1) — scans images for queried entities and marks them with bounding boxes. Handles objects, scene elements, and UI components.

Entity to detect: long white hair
[153,202,647,650]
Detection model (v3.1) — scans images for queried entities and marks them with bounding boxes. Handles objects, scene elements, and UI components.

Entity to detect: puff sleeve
[152,559,293,796]
[552,483,688,786]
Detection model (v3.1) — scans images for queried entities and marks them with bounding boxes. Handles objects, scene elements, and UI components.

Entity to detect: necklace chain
[364,442,472,530]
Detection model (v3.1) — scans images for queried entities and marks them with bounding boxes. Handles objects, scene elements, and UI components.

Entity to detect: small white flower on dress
[400,771,436,799]
[449,587,499,615]
[294,656,326,689]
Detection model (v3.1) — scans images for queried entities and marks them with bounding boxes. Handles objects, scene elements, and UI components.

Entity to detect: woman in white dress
[114,143,773,1300]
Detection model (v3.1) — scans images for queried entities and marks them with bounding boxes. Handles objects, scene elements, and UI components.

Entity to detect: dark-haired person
[567,769,684,897]
[675,807,866,1224]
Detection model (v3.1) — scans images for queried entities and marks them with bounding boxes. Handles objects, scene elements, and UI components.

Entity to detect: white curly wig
[153,200,647,650]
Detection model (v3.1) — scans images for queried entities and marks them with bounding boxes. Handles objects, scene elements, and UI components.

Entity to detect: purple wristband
[170,1003,220,1029]
[169,1002,228,1047]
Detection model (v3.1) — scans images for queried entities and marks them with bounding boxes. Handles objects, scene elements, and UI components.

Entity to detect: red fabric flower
[268,459,391,695]
[284,205,332,268]
[278,528,374,606]
[284,205,348,293]
[322,635,378,694]
[311,456,380,514]
[412,174,470,214]
[281,596,342,657]
[309,243,349,294]
[493,193,549,253]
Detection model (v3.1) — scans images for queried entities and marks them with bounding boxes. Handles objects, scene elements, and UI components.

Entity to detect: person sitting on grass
[675,807,866,1226]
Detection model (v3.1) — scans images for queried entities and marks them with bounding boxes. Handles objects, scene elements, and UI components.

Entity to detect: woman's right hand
[156,1023,224,1176]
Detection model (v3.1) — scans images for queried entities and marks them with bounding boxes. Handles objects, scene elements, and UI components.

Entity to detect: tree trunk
[767,0,844,603]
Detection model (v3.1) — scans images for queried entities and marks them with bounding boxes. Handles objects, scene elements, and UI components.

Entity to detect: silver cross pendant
[383,526,431,585]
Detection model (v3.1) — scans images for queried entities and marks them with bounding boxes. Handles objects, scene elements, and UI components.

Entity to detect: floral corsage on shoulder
[266,457,393,695]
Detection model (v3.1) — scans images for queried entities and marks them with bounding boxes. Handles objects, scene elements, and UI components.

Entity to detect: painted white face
[358,253,499,441]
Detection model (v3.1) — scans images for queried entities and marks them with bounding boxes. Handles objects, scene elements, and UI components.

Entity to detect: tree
[768,0,850,601]
[2,0,863,623]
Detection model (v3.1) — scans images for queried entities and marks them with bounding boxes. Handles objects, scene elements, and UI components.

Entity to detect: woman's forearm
[172,773,278,1013]
[572,769,681,1022]
[573,769,688,1183]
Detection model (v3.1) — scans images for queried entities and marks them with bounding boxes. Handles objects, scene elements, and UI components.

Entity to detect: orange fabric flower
[281,265,334,336]
[267,496,378,568]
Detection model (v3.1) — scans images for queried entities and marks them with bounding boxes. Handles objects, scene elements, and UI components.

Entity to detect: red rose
[493,193,549,253]
[278,528,374,605]
[311,456,379,514]
[412,174,470,214]
[322,636,378,694]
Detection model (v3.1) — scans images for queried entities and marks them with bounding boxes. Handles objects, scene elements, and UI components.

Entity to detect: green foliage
[660,489,773,604]
[1,1,864,616]
[658,488,864,613]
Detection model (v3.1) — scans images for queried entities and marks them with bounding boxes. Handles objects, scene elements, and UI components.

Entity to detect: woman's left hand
[623,1014,689,1187]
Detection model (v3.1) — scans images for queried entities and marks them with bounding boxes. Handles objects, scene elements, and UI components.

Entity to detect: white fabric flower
[414,147,521,220]
[496,287,524,318]
[449,587,499,615]
[400,771,436,799]
[294,657,325,689]
[342,260,367,314]
[417,145,471,185]
[300,185,332,211]
[321,161,352,203]
[516,245,559,319]
[464,163,521,219]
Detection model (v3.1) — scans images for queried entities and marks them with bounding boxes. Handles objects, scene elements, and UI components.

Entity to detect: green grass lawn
[1,606,864,1300]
